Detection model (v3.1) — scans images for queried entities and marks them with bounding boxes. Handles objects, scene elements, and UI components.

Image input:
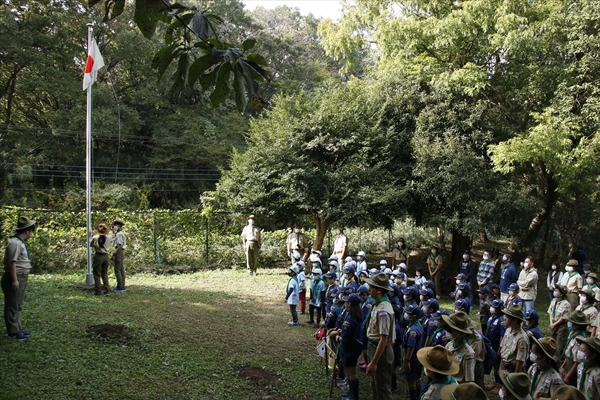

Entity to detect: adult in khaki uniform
[2,216,36,340]
[559,310,589,385]
[391,238,408,268]
[439,382,488,400]
[364,273,395,400]
[442,311,476,384]
[241,215,262,276]
[333,227,348,266]
[577,290,599,335]
[417,345,459,400]
[548,285,571,363]
[574,336,600,400]
[465,318,486,390]
[498,304,529,373]
[528,336,563,399]
[111,218,127,291]
[498,371,532,400]
[427,246,443,298]
[286,223,307,263]
[90,222,113,296]
[561,259,584,310]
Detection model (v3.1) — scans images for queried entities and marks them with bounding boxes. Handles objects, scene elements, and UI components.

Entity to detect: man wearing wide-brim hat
[528,336,562,399]
[417,345,459,399]
[2,216,36,340]
[560,259,584,310]
[440,382,488,400]
[364,273,396,399]
[111,218,127,291]
[498,304,529,378]
[561,310,591,385]
[574,336,600,399]
[441,311,476,384]
[498,371,532,400]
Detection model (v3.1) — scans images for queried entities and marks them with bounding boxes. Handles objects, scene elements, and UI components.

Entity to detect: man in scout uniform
[486,299,507,392]
[427,246,443,299]
[403,304,424,400]
[442,311,476,384]
[440,382,488,400]
[2,216,36,340]
[561,259,584,310]
[498,371,532,400]
[418,345,459,400]
[548,284,571,363]
[391,238,408,269]
[240,215,262,276]
[494,304,529,394]
[528,336,563,399]
[577,289,598,335]
[111,218,127,291]
[286,223,307,263]
[364,273,395,400]
[574,336,600,400]
[560,310,590,385]
[333,227,348,266]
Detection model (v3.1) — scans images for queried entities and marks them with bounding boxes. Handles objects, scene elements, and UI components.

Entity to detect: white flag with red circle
[83,37,105,90]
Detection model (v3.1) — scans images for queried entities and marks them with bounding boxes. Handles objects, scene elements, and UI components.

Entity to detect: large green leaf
[245,60,271,81]
[242,38,257,51]
[199,67,218,91]
[103,0,125,21]
[134,0,162,39]
[188,53,218,87]
[246,53,266,66]
[169,52,189,95]
[191,12,209,41]
[151,43,183,79]
[210,61,232,107]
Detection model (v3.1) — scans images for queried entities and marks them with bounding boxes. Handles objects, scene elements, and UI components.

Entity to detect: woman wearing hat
[498,371,532,400]
[90,222,114,296]
[577,289,599,335]
[498,304,529,380]
[548,284,571,363]
[528,336,563,398]
[574,336,600,399]
[560,259,584,310]
[584,272,600,300]
[418,345,459,400]
[560,310,590,384]
[442,311,476,384]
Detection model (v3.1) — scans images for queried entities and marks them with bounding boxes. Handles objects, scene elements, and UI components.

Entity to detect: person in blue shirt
[392,269,407,290]
[284,265,300,326]
[403,304,424,400]
[504,283,524,308]
[333,293,364,400]
[306,268,326,328]
[324,271,340,313]
[327,260,339,280]
[422,279,437,298]
[454,282,471,302]
[499,254,518,303]
[523,309,543,371]
[342,264,359,292]
[419,288,434,305]
[414,267,427,287]
[427,309,450,347]
[456,250,477,289]
[355,251,368,274]
[485,298,505,392]
[421,298,439,347]
[453,298,471,315]
[357,285,373,371]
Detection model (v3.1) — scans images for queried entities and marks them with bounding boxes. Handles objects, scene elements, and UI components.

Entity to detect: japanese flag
[83,37,104,90]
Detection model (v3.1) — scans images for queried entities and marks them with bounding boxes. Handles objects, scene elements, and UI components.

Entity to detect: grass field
[0,267,552,400]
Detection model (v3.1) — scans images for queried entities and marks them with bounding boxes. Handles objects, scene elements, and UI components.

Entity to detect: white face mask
[553,290,561,298]
[524,262,530,269]
[403,313,411,322]
[403,295,410,302]
[457,290,463,296]
[455,279,462,285]
[580,296,588,305]
[422,306,429,315]
[483,255,489,261]
[577,350,589,364]
[490,307,496,314]
[530,352,539,363]
[431,249,437,254]
[552,264,557,270]
[587,278,595,285]
[294,228,300,233]
[420,294,425,300]
[248,219,254,226]
[566,266,573,272]
[395,279,402,285]
[435,320,442,327]
[463,254,469,260]
[509,290,516,296]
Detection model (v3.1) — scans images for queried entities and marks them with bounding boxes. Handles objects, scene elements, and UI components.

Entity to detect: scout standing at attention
[442,311,476,384]
[418,345,459,400]
[90,222,113,296]
[284,265,300,326]
[548,284,571,363]
[111,218,127,291]
[574,336,600,399]
[365,273,395,400]
[241,215,262,276]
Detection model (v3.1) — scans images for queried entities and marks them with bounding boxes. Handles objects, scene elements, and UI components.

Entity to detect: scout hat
[554,284,567,295]
[441,311,473,334]
[499,371,532,400]
[96,222,110,235]
[540,385,586,400]
[366,273,392,291]
[440,382,486,400]
[575,337,600,356]
[246,214,255,220]
[502,303,525,321]
[417,345,459,376]
[567,259,580,267]
[15,216,36,231]
[112,218,125,226]
[531,336,557,361]
[565,310,591,325]
[588,272,598,281]
[579,289,596,302]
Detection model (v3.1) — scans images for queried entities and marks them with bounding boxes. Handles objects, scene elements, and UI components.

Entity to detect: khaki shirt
[4,237,31,273]
[577,304,598,335]
[516,268,538,300]
[286,231,307,254]
[334,233,347,254]
[585,284,600,302]
[527,363,563,399]
[548,298,571,324]
[427,254,443,272]
[115,230,127,249]
[366,300,395,343]
[594,313,600,339]
[241,225,262,244]
[90,234,114,254]
[422,380,457,400]
[392,247,407,262]
[499,327,529,365]
[561,272,584,293]
[564,332,586,360]
[467,332,485,363]
[577,363,600,400]
[446,340,475,383]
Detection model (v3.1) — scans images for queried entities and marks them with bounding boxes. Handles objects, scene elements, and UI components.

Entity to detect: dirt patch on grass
[86,324,130,341]
[235,366,275,386]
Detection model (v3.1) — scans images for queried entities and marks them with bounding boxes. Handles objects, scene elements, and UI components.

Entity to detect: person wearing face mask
[442,311,476,384]
[577,290,599,336]
[574,336,600,398]
[560,259,584,310]
[498,371,532,400]
[355,251,367,274]
[284,265,300,326]
[499,254,518,303]
[523,310,543,368]
[456,250,477,296]
[391,270,405,290]
[286,223,307,264]
[241,215,262,276]
[476,250,495,298]
[422,299,440,347]
[324,271,340,314]
[584,272,600,300]
[295,261,307,315]
[357,285,373,372]
[528,336,563,399]
[453,273,471,300]
[476,286,491,334]
[417,345,459,400]
[548,285,572,364]
[504,283,524,309]
[402,304,424,400]
[333,227,348,266]
[516,256,538,313]
[547,262,563,301]
[391,238,408,269]
[454,298,471,315]
[414,267,427,287]
[428,310,450,347]
[427,246,443,299]
[333,293,364,400]
[559,310,590,385]
[465,316,492,391]
[498,304,529,376]
[486,299,506,393]
[420,288,435,306]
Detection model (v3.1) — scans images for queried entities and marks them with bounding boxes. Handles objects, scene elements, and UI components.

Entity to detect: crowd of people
[283,243,600,400]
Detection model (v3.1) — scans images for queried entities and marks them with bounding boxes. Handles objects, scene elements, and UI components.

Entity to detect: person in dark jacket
[457,251,477,301]
[499,254,518,303]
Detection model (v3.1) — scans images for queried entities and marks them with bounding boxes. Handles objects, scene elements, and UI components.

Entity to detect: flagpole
[85,23,94,285]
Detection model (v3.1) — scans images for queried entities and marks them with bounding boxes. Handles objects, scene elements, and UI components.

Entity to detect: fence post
[153,213,162,266]
[205,215,209,266]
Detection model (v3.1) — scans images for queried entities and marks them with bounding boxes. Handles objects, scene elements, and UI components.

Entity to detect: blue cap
[324,271,335,279]
[490,299,504,308]
[524,310,539,321]
[402,285,419,299]
[433,309,450,319]
[404,304,422,318]
[456,273,468,280]
[457,282,468,290]
[423,298,440,313]
[358,285,369,294]
[327,261,338,268]
[454,298,470,312]
[343,264,356,274]
[419,288,434,298]
[508,283,520,291]
[342,293,361,304]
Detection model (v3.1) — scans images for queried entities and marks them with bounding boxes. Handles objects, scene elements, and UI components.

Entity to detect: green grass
[0,268,553,400]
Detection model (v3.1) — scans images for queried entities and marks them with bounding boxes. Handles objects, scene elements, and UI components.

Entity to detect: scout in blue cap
[476,285,492,334]
[419,288,434,305]
[505,283,524,308]
[453,298,471,315]
[342,264,359,292]
[422,299,440,346]
[403,303,424,400]
[357,285,374,372]
[427,309,450,347]
[324,271,339,314]
[486,298,506,391]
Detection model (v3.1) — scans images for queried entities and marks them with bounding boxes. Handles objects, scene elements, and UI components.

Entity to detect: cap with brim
[565,310,591,325]
[539,385,586,400]
[96,222,110,235]
[416,345,459,376]
[15,216,36,231]
[500,371,532,400]
[441,311,473,334]
[554,285,567,295]
[365,273,391,291]
[567,259,580,266]
[476,286,491,294]
[112,218,125,226]
[502,303,525,321]
[247,215,255,220]
[440,382,484,400]
[588,272,598,280]
[531,336,557,361]
[575,336,600,355]
[579,289,596,300]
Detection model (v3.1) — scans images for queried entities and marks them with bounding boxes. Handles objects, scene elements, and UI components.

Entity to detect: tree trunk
[450,230,472,271]
[311,214,331,252]
[437,226,446,251]
[536,220,552,266]
[479,217,489,243]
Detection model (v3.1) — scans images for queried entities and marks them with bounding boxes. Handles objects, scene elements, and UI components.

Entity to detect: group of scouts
[284,251,600,400]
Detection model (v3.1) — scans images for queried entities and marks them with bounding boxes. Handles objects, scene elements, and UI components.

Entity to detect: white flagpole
[85,23,94,285]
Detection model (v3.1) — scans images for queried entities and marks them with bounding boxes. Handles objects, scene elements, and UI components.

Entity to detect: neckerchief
[486,315,500,336]
[452,337,467,349]
[286,276,298,294]
[579,362,599,392]
[563,330,586,359]
[13,234,31,261]
[552,297,566,318]
[311,277,321,301]
[363,295,390,328]
[427,327,444,346]
[530,363,551,395]
[430,375,457,385]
